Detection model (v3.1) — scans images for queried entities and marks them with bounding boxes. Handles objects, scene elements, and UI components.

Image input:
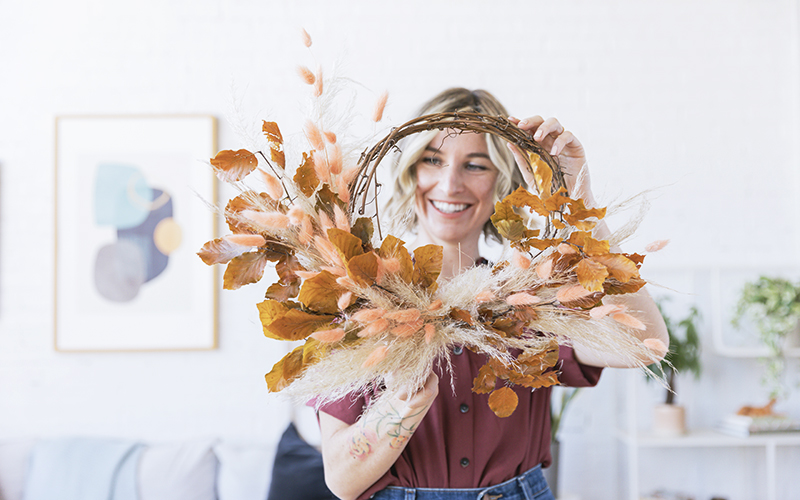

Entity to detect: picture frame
[54,115,218,351]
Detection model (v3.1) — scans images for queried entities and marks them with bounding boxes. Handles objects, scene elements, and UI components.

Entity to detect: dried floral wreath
[198,34,661,418]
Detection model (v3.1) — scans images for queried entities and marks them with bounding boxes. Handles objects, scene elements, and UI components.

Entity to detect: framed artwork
[54,115,218,351]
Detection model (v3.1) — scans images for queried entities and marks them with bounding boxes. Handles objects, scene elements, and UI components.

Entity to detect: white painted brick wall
[1,1,798,498]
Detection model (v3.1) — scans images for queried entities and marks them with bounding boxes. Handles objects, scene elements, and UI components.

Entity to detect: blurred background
[1,1,799,499]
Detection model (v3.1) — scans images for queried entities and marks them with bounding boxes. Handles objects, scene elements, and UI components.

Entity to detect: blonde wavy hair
[383,88,525,243]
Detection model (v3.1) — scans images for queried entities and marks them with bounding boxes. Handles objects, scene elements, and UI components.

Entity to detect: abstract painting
[55,115,217,351]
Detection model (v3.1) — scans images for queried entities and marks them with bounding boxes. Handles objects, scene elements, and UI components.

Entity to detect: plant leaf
[413,245,442,290]
[347,251,379,287]
[575,257,609,293]
[378,235,413,283]
[528,153,552,199]
[503,186,548,216]
[262,121,285,169]
[197,237,249,265]
[350,217,374,249]
[604,276,646,295]
[591,254,639,283]
[223,252,270,290]
[211,149,259,182]
[294,152,319,197]
[265,309,336,341]
[327,228,364,261]
[488,386,519,418]
[298,270,341,314]
[225,191,281,233]
[472,363,497,394]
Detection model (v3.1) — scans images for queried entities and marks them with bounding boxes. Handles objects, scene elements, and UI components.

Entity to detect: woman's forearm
[318,372,439,500]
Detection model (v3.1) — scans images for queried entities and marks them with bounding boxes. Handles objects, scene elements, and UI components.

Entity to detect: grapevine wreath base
[198,46,666,417]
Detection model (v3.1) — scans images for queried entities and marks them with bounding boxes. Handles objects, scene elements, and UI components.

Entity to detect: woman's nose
[438,164,464,194]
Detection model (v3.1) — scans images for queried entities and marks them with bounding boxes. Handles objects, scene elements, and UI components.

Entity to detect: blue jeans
[370,465,555,500]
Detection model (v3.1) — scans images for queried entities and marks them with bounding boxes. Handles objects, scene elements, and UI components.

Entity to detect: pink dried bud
[312,150,331,183]
[362,345,389,368]
[589,304,625,320]
[338,291,353,310]
[240,210,289,230]
[506,292,540,306]
[423,323,436,344]
[298,215,314,245]
[511,250,531,269]
[385,308,421,323]
[352,308,387,323]
[327,144,343,175]
[300,28,312,47]
[372,91,388,122]
[644,239,670,253]
[336,175,351,203]
[224,234,266,247]
[304,120,324,151]
[535,257,554,280]
[611,312,646,331]
[260,170,284,201]
[357,318,390,338]
[391,319,423,338]
[333,203,350,231]
[643,338,667,357]
[323,130,337,144]
[313,67,323,96]
[335,275,356,288]
[475,290,495,304]
[310,328,346,343]
[427,299,443,311]
[557,243,578,255]
[287,205,305,225]
[296,65,315,85]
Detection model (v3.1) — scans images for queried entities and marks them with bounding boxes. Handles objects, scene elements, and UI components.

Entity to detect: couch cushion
[267,424,336,500]
[0,440,35,500]
[214,442,275,500]
[138,439,218,500]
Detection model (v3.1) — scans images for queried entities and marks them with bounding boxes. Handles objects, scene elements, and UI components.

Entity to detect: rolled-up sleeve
[557,345,603,387]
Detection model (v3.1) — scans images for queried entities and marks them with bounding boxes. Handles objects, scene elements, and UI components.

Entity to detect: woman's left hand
[507,116,591,200]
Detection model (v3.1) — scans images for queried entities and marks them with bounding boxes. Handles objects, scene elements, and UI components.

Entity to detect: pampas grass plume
[338,291,353,310]
[333,203,349,231]
[310,328,346,343]
[297,66,315,85]
[589,303,625,319]
[260,170,284,201]
[372,91,388,122]
[313,67,323,97]
[475,290,495,303]
[357,318,389,338]
[506,292,540,306]
[299,215,314,245]
[643,338,667,356]
[313,150,331,183]
[300,28,312,47]
[287,205,305,225]
[324,130,337,144]
[511,251,531,269]
[328,144,343,175]
[320,265,347,277]
[535,257,553,280]
[424,323,436,344]
[352,308,386,323]
[362,345,388,368]
[304,120,324,151]
[241,210,290,230]
[385,308,421,323]
[555,283,592,304]
[336,175,350,203]
[427,299,443,311]
[391,319,423,338]
[224,234,266,247]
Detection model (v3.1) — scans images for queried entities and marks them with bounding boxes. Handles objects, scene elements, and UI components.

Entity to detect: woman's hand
[507,116,592,202]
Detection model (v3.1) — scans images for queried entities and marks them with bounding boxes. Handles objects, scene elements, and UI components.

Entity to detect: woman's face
[413,130,499,246]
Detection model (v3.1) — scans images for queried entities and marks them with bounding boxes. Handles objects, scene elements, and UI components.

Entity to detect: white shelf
[617,428,800,448]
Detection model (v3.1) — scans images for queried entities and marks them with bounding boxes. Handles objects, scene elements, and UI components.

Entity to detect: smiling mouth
[431,200,470,214]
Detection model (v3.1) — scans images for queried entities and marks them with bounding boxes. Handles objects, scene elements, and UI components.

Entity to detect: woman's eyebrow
[466,152,491,160]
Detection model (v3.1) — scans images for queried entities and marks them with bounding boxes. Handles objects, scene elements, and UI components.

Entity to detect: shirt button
[460,457,470,467]
[459,404,469,413]
[453,345,463,355]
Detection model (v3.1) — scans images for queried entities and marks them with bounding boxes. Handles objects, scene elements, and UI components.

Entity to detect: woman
[317,88,668,500]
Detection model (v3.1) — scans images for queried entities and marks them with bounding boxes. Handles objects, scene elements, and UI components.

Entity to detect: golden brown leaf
[282,345,305,381]
[604,277,646,295]
[543,188,571,212]
[584,237,610,257]
[449,308,474,326]
[197,237,248,265]
[297,271,341,314]
[528,153,553,199]
[472,364,497,394]
[591,254,639,283]
[327,228,364,261]
[262,121,285,169]
[488,386,519,418]
[350,218,374,249]
[575,258,609,293]
[225,192,280,233]
[223,252,270,290]
[490,200,524,240]
[503,186,548,216]
[413,245,442,290]
[556,283,604,308]
[265,309,336,341]
[508,371,560,390]
[264,281,300,302]
[257,299,289,339]
[347,251,379,287]
[294,152,319,197]
[315,184,347,217]
[378,235,413,283]
[210,149,258,182]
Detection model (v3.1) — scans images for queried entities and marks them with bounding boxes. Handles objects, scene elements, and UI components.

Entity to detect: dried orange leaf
[472,364,497,394]
[488,386,519,418]
[327,228,364,262]
[347,251,379,287]
[583,237,610,257]
[257,299,289,339]
[211,149,258,182]
[556,283,604,308]
[265,281,300,302]
[197,237,249,265]
[378,235,413,283]
[294,152,319,197]
[350,218,374,248]
[503,186,548,216]
[298,271,341,314]
[413,244,442,290]
[575,258,609,293]
[262,121,285,169]
[449,308,474,326]
[528,153,553,199]
[223,252,270,290]
[266,309,336,341]
[604,276,646,295]
[591,254,639,283]
[543,187,570,212]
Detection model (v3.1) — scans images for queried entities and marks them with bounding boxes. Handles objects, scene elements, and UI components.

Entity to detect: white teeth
[431,201,469,214]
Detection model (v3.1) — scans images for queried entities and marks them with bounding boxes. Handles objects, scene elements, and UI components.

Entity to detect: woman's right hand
[318,370,439,500]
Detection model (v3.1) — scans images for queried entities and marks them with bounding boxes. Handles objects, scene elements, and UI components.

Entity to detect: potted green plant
[647,302,702,435]
[732,276,800,403]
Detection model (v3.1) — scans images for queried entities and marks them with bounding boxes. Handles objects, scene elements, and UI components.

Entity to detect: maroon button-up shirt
[319,345,603,500]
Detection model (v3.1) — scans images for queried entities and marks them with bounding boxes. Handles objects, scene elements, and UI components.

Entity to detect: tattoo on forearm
[348,401,430,458]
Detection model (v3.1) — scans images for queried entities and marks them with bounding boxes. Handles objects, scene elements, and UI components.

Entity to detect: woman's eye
[421,156,441,166]
[465,163,489,171]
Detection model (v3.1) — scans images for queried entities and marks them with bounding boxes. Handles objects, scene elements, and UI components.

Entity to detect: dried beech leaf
[281,345,305,381]
[225,191,280,233]
[472,364,497,394]
[350,218,374,248]
[584,237,610,257]
[509,370,560,389]
[223,252,270,290]
[294,152,319,197]
[378,235,413,283]
[347,251,379,287]
[449,308,474,326]
[591,254,639,283]
[490,200,523,233]
[528,153,553,199]
[543,188,570,212]
[257,299,289,339]
[263,121,285,169]
[503,187,548,216]
[211,149,258,182]
[604,276,646,295]
[264,281,300,301]
[327,228,364,261]
[197,237,248,265]
[488,386,519,418]
[413,245,442,290]
[298,271,341,314]
[315,184,347,217]
[265,309,336,341]
[556,283,604,308]
[575,258,609,293]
